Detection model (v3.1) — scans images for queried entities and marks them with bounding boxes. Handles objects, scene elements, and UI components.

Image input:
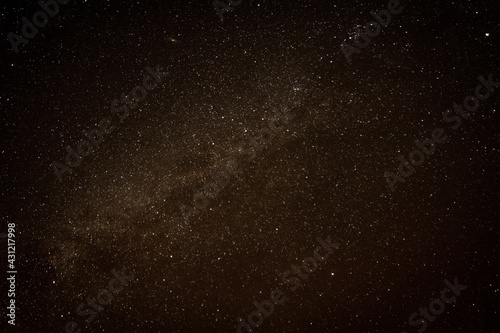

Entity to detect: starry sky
[1,0,500,332]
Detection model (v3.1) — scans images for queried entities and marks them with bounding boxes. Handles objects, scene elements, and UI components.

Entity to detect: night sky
[1,0,499,332]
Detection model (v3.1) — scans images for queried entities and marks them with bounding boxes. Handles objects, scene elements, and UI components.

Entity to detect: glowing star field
[1,1,499,332]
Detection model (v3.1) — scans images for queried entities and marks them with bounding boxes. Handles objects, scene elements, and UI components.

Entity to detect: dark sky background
[1,0,499,332]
